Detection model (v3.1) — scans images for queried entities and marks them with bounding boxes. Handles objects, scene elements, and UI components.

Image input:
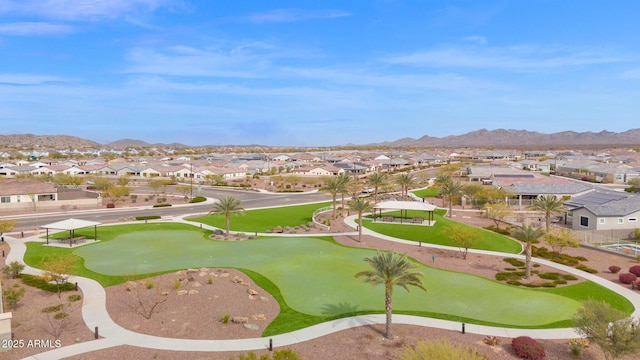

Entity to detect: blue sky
[1,1,639,146]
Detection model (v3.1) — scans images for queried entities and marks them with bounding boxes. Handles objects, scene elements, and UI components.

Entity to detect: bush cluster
[189,196,207,203]
[153,203,172,208]
[484,225,511,235]
[609,265,622,274]
[511,336,545,360]
[503,258,526,267]
[135,215,161,221]
[576,264,598,274]
[619,273,638,284]
[629,265,640,277]
[21,274,76,293]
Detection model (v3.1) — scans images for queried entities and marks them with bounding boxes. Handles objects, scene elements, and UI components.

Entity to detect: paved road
[3,187,331,231]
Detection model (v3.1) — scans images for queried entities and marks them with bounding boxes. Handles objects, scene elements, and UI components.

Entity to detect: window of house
[618,218,624,224]
[629,218,638,222]
[580,216,589,227]
[1,196,10,203]
[599,218,605,224]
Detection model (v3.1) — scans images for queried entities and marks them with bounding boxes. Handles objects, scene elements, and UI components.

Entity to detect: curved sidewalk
[2,213,638,359]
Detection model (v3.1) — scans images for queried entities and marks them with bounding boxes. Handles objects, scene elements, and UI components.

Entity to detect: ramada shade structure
[41,218,101,247]
[372,200,436,225]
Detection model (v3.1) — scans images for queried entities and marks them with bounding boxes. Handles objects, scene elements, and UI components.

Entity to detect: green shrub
[576,264,598,274]
[504,258,525,267]
[2,261,25,278]
[153,203,172,208]
[54,312,69,320]
[43,304,63,313]
[68,294,82,302]
[190,196,207,203]
[220,311,231,324]
[541,282,558,288]
[538,272,561,280]
[3,284,25,309]
[495,271,524,281]
[136,215,161,221]
[398,339,488,360]
[21,274,75,293]
[562,274,578,281]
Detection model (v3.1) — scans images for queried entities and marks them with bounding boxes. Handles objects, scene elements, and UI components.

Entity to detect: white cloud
[236,8,351,23]
[0,73,73,85]
[0,22,74,36]
[384,45,622,70]
[0,0,185,21]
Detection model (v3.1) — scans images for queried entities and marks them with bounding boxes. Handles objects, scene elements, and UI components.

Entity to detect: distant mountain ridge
[2,129,640,149]
[374,128,640,148]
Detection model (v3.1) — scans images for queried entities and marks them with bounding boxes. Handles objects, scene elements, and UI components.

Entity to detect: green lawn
[189,201,332,232]
[25,223,634,333]
[411,188,440,198]
[364,210,522,254]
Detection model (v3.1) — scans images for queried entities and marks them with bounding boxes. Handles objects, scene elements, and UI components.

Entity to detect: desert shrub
[135,215,161,221]
[496,271,524,281]
[562,274,578,281]
[507,280,523,286]
[68,294,82,302]
[629,265,640,277]
[398,339,488,360]
[153,203,172,208]
[145,282,154,289]
[220,311,231,324]
[483,336,500,346]
[504,258,526,267]
[619,273,637,284]
[511,336,546,360]
[538,272,561,280]
[484,225,511,235]
[43,304,64,313]
[541,282,558,288]
[272,349,301,360]
[608,265,621,273]
[576,264,598,274]
[553,280,567,285]
[21,274,75,293]
[173,279,182,289]
[189,196,207,203]
[2,261,26,278]
[3,284,25,309]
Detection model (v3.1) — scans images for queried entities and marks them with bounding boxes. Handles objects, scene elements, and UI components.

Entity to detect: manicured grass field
[189,201,332,232]
[364,210,522,254]
[411,188,440,198]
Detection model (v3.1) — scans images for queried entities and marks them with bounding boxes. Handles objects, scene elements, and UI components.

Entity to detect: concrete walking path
[3,211,640,359]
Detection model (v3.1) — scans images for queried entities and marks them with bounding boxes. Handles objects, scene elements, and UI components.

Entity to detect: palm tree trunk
[448,197,453,218]
[225,215,230,237]
[332,194,337,219]
[525,242,532,279]
[385,288,393,339]
[545,212,551,233]
[341,193,345,217]
[358,213,363,242]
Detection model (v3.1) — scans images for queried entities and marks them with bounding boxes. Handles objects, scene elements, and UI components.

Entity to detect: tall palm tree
[530,194,565,233]
[434,173,452,206]
[366,172,387,203]
[336,172,353,217]
[395,172,415,197]
[439,180,463,218]
[347,197,373,242]
[513,225,544,279]
[208,196,244,237]
[322,177,342,219]
[355,251,426,339]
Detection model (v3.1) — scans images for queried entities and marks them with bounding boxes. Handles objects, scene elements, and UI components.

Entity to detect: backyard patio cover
[372,201,436,225]
[41,218,101,246]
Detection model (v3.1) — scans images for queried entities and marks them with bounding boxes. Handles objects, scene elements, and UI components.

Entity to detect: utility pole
[190,162,193,200]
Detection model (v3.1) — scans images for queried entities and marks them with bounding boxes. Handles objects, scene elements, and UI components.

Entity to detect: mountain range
[2,129,640,149]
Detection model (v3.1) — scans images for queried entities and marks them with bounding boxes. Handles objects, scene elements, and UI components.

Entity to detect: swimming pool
[602,243,640,254]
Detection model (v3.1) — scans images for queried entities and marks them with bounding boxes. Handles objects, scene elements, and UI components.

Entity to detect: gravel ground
[3,208,640,359]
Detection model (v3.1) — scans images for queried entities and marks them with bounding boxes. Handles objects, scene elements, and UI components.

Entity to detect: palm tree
[439,180,463,218]
[395,172,415,197]
[366,172,387,203]
[322,177,342,219]
[347,197,373,242]
[208,196,244,237]
[355,251,426,339]
[513,225,544,279]
[530,194,565,233]
[336,172,353,217]
[434,173,452,206]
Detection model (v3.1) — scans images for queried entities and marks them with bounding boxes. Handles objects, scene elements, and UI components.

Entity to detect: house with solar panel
[564,190,640,238]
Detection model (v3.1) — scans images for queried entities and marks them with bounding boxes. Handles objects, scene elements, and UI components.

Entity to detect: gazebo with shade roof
[372,200,437,225]
[41,218,101,247]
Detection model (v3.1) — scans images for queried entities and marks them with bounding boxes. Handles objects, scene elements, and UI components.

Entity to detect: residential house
[564,190,640,238]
